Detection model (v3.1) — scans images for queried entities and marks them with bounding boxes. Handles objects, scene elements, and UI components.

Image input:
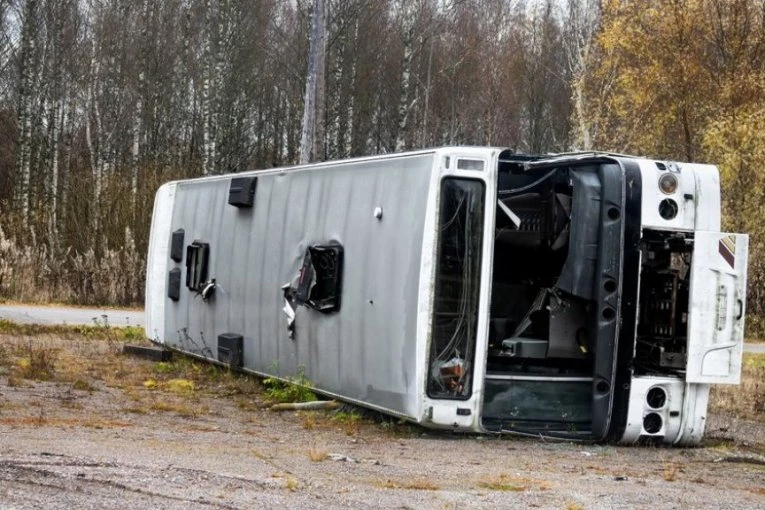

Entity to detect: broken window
[294,244,344,313]
[427,178,485,400]
[185,241,210,292]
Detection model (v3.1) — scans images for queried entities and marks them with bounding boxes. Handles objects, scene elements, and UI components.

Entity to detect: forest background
[0,0,763,334]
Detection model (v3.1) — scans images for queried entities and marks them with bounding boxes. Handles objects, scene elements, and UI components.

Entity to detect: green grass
[262,369,317,404]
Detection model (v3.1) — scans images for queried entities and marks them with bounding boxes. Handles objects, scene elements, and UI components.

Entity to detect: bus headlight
[659,173,678,194]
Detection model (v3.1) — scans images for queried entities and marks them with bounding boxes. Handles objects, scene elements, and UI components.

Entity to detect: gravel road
[0,312,764,509]
[1,344,764,510]
[1,384,764,510]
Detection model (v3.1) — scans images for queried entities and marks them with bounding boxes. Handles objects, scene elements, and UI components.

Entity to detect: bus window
[427,178,485,399]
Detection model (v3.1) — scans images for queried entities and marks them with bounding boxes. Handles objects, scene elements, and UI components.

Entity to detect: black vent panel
[218,333,243,368]
[228,177,257,208]
[168,268,181,301]
[170,229,185,262]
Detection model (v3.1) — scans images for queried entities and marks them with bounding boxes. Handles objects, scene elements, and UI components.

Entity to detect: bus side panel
[160,154,434,418]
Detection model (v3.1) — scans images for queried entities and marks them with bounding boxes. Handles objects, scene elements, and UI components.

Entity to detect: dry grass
[307,446,328,462]
[375,478,440,491]
[475,473,552,492]
[709,353,765,421]
[0,225,145,307]
[301,412,318,430]
[0,415,131,428]
[476,473,536,492]
[0,325,261,427]
[146,400,209,417]
[297,409,368,436]
[566,503,585,510]
[662,462,681,482]
[15,341,57,380]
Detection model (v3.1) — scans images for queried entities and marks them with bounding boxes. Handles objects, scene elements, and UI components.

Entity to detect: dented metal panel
[157,153,436,418]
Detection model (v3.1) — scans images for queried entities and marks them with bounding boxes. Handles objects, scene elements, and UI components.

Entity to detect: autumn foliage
[583,0,765,328]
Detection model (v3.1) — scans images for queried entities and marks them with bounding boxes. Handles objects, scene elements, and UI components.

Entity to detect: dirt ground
[0,331,764,510]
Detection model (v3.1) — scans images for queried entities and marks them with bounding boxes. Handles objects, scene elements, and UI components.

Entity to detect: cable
[497,168,558,196]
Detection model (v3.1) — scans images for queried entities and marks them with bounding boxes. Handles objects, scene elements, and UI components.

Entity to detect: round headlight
[659,173,678,194]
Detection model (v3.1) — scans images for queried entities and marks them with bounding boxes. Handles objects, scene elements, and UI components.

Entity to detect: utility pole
[299,0,326,164]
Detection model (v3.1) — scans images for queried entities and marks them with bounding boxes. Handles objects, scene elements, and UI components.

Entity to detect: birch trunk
[564,0,599,151]
[49,96,63,243]
[201,0,216,175]
[15,0,39,227]
[85,38,102,235]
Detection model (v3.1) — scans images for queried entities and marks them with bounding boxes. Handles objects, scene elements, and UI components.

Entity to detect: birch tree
[15,0,41,227]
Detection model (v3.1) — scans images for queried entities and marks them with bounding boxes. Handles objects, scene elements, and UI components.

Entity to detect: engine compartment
[635,230,693,376]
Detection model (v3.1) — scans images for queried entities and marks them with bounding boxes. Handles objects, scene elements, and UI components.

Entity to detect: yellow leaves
[588,0,764,159]
[587,0,765,322]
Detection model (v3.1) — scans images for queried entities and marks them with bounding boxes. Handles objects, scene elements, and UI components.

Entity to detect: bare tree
[15,0,41,227]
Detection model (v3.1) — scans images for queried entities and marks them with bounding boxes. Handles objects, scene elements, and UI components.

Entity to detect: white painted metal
[638,160,720,231]
[686,232,749,384]
[619,377,709,446]
[145,182,176,341]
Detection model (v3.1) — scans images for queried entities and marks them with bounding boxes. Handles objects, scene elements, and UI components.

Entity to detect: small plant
[332,410,362,435]
[72,379,94,392]
[166,378,195,394]
[16,342,57,381]
[308,446,328,462]
[6,375,24,387]
[153,362,175,374]
[262,368,316,404]
[284,477,298,491]
[566,503,585,510]
[662,462,680,482]
[301,412,318,430]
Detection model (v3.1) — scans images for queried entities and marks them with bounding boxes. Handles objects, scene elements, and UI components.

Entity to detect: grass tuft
[262,369,316,404]
[308,446,328,462]
[376,478,440,491]
[166,378,195,394]
[16,342,57,380]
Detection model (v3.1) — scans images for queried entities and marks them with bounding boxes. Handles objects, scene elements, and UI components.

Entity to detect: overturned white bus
[145,147,748,445]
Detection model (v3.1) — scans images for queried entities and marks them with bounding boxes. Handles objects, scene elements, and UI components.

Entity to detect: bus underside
[482,154,630,439]
[480,154,704,440]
